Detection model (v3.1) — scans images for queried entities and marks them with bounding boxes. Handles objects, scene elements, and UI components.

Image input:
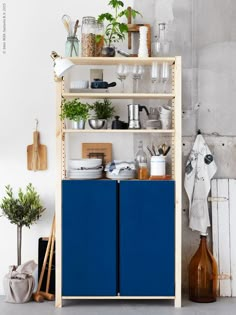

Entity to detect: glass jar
[151,23,171,57]
[81,16,96,57]
[95,21,104,57]
[189,235,218,303]
[65,36,79,57]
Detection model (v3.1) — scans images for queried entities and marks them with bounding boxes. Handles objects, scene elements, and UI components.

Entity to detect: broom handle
[37,215,55,293]
[46,219,55,293]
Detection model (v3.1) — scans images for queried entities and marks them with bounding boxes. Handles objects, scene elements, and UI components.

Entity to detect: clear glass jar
[95,21,104,57]
[65,36,79,57]
[151,23,171,57]
[81,16,96,57]
[189,235,218,303]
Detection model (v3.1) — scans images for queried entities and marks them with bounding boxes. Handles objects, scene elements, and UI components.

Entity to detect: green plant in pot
[60,98,90,129]
[89,99,115,129]
[97,0,142,57]
[0,183,45,266]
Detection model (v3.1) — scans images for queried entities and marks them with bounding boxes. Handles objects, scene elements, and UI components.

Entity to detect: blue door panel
[62,180,117,296]
[119,180,175,296]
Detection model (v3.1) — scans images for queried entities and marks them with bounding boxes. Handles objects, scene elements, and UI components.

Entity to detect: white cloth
[184,134,217,234]
[105,160,135,175]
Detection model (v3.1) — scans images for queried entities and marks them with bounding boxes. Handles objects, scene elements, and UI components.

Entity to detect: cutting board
[27,131,47,171]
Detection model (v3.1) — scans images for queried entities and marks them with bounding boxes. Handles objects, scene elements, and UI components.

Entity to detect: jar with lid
[81,16,96,57]
[95,21,104,57]
[65,36,79,57]
[151,23,171,57]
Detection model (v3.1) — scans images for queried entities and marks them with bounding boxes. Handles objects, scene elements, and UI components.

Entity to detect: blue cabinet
[62,180,117,296]
[62,180,175,297]
[119,180,175,296]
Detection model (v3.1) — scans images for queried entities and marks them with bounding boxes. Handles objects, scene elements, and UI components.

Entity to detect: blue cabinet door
[119,180,175,296]
[62,180,117,296]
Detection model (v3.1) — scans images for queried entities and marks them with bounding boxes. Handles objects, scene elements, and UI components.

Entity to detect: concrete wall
[0,0,235,295]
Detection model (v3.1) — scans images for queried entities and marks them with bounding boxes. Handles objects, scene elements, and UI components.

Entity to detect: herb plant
[60,98,90,121]
[92,99,115,119]
[97,0,141,47]
[0,183,45,266]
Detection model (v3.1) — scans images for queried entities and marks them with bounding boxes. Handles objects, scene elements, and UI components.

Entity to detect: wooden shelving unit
[55,56,182,308]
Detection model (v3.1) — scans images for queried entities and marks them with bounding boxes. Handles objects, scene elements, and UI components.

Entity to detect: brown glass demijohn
[189,234,218,302]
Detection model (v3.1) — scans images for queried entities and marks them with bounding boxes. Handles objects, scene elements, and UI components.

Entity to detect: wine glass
[161,62,170,93]
[132,65,144,93]
[151,62,160,93]
[116,64,129,93]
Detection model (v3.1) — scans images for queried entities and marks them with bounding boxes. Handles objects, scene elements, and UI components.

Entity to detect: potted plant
[97,0,141,56]
[60,98,90,129]
[0,183,45,266]
[89,99,115,129]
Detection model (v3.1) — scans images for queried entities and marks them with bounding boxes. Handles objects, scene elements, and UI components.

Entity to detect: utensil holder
[151,156,166,176]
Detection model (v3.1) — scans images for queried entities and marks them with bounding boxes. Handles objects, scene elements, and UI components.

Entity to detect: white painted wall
[0,0,133,295]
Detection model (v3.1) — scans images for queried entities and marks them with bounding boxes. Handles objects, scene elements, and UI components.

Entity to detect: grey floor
[1,297,236,315]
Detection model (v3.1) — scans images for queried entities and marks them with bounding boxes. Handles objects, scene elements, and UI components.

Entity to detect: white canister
[151,156,166,176]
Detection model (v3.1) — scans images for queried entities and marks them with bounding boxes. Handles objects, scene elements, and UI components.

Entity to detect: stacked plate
[106,169,135,180]
[68,159,103,179]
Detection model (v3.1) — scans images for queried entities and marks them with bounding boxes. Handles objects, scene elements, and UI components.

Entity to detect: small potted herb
[89,99,115,129]
[97,0,141,56]
[60,98,90,129]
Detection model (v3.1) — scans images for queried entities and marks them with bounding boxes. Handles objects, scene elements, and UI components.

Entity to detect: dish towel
[184,134,217,234]
[105,160,135,175]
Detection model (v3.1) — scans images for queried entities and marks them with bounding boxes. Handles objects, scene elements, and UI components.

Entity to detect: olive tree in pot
[97,0,141,57]
[0,183,45,266]
[60,98,90,129]
[89,99,115,129]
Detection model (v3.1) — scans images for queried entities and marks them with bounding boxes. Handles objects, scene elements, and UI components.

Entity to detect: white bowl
[70,80,89,89]
[69,159,102,169]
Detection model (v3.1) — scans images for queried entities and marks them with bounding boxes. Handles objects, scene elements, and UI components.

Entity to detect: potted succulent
[97,0,141,57]
[89,99,115,129]
[60,98,90,129]
[0,183,45,266]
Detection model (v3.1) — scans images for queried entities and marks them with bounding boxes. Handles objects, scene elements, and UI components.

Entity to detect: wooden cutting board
[27,131,47,171]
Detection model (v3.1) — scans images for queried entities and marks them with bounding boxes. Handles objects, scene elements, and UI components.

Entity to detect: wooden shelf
[69,56,176,66]
[62,93,175,100]
[63,129,174,134]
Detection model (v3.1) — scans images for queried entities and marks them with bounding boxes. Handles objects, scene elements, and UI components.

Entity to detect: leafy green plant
[60,98,90,121]
[97,0,142,47]
[92,99,115,119]
[0,183,45,266]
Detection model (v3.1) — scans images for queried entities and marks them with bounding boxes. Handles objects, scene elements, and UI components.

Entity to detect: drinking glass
[132,65,144,93]
[151,62,160,93]
[116,64,129,93]
[161,62,170,93]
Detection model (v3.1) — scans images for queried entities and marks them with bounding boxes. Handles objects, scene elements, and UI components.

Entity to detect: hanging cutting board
[27,131,47,171]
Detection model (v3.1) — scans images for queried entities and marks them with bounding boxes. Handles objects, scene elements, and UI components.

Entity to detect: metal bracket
[218,273,232,280]
[208,197,228,202]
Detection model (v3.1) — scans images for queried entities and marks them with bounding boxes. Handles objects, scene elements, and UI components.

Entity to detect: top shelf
[68,57,176,66]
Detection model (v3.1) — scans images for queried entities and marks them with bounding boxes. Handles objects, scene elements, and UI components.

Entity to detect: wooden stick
[46,218,55,294]
[127,7,132,50]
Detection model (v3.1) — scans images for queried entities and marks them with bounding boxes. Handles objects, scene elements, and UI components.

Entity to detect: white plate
[69,159,102,169]
[67,173,102,179]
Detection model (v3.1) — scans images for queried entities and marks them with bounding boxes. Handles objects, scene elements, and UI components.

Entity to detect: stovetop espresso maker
[127,104,149,129]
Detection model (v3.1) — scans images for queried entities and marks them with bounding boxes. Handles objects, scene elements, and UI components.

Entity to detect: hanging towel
[184,134,217,234]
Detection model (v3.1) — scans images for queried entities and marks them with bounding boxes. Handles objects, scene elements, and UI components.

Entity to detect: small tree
[0,183,45,266]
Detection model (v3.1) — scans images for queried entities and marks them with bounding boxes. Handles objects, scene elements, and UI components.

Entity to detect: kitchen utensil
[132,65,144,93]
[151,155,166,176]
[62,14,72,35]
[91,80,116,89]
[128,104,149,129]
[27,122,47,171]
[164,146,171,156]
[33,216,55,302]
[111,116,128,129]
[116,64,129,92]
[88,119,106,129]
[151,62,160,93]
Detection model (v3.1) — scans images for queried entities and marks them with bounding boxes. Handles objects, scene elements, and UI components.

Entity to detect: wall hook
[35,119,39,131]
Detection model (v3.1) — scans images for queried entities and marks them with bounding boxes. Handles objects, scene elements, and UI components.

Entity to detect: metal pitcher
[127,104,149,129]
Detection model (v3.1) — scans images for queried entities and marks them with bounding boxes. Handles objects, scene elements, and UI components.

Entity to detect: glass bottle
[151,23,170,57]
[189,234,218,303]
[81,16,96,57]
[135,141,148,180]
[65,36,79,57]
[95,21,104,57]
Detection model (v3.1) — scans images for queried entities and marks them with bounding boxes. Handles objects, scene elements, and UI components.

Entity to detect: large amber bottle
[189,234,218,302]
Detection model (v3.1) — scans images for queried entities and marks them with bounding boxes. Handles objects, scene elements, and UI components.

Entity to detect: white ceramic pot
[151,156,166,176]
